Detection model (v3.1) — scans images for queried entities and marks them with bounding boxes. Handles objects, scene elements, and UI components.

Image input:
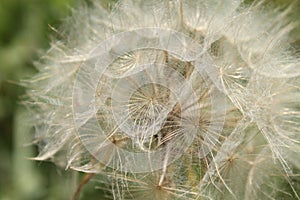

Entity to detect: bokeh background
[0,1,79,199]
[0,0,299,199]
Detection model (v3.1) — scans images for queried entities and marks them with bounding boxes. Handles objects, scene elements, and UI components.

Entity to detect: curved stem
[72,173,95,200]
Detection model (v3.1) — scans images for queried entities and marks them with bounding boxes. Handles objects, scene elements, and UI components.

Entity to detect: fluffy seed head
[25,0,300,199]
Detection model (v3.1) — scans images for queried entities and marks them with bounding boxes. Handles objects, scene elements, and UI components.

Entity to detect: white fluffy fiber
[25,0,300,199]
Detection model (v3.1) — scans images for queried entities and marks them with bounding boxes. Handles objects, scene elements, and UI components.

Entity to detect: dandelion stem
[72,173,95,200]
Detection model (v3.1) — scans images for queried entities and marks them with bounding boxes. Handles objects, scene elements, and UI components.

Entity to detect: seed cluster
[25,0,300,199]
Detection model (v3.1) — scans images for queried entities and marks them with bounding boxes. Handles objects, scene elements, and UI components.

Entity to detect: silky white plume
[25,0,300,199]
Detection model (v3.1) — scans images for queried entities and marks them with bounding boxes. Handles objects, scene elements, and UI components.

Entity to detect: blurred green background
[0,0,298,200]
[0,0,77,199]
[0,0,113,199]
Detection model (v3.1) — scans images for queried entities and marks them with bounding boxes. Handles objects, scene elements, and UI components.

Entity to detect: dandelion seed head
[25,0,300,199]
